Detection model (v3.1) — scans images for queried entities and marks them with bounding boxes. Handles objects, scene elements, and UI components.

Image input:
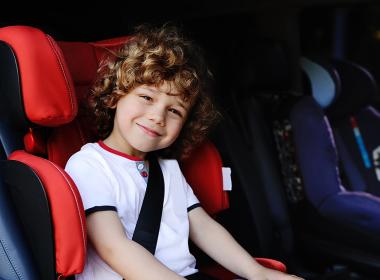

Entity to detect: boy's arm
[87,211,185,280]
[188,207,303,280]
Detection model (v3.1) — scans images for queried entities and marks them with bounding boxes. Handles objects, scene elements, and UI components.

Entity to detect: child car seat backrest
[292,57,343,207]
[327,59,380,196]
[290,57,380,236]
[289,57,380,272]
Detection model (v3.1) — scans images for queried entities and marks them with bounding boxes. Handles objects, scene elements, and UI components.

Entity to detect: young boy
[65,24,303,280]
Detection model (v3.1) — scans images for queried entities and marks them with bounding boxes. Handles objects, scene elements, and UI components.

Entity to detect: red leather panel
[91,36,130,62]
[24,129,47,155]
[9,150,86,276]
[180,141,229,215]
[47,121,88,167]
[58,42,99,86]
[92,36,130,47]
[0,26,77,126]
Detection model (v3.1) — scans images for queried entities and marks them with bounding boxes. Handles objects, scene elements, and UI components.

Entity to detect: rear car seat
[289,57,380,273]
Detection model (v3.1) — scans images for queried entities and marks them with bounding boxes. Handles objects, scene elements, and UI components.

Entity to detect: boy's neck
[100,138,146,160]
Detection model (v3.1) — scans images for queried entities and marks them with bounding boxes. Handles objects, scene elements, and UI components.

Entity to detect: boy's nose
[148,107,165,126]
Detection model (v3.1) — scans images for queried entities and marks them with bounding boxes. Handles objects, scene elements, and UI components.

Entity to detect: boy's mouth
[137,123,161,137]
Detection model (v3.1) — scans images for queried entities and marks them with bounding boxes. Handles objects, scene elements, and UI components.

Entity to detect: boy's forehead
[140,82,179,95]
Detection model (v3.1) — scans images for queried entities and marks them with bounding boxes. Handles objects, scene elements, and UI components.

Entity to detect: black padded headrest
[326,59,379,120]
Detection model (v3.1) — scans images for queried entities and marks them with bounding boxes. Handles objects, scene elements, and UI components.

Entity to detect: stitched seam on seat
[323,116,344,191]
[368,106,380,118]
[0,238,22,279]
[47,161,86,251]
[45,35,75,115]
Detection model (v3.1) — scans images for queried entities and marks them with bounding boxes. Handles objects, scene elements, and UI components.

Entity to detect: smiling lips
[137,123,161,137]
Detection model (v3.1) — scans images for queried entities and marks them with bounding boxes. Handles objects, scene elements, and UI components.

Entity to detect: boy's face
[104,82,191,159]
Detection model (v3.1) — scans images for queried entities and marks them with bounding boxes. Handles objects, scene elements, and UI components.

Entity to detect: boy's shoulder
[65,142,106,169]
[69,142,100,158]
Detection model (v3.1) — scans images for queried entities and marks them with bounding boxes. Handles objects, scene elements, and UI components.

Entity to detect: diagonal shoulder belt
[132,156,164,255]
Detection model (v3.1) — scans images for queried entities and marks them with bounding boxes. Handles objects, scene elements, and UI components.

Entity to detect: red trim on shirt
[98,141,144,161]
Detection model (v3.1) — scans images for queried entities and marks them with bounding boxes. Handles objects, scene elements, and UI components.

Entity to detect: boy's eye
[140,95,152,101]
[169,108,183,117]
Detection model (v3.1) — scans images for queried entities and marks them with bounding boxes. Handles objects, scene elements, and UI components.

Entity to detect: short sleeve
[173,160,200,211]
[185,181,201,212]
[174,161,200,211]
[65,152,117,215]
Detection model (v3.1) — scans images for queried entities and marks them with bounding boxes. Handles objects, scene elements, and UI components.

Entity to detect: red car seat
[0,25,285,279]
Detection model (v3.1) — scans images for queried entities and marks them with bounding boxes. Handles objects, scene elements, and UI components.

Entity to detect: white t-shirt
[65,142,200,279]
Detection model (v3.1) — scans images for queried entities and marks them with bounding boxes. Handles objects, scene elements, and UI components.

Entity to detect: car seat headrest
[300,57,340,108]
[0,26,77,126]
[326,59,379,120]
[301,57,378,119]
[0,25,131,159]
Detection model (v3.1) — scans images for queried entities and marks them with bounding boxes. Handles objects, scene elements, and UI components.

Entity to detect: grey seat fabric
[0,178,39,280]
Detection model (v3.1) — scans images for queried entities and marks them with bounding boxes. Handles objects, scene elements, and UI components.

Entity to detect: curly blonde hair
[90,24,220,159]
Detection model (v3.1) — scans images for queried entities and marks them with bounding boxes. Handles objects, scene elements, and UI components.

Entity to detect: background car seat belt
[132,156,164,255]
[350,116,372,169]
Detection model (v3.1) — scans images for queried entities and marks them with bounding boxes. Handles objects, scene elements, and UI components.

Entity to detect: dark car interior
[1,1,380,279]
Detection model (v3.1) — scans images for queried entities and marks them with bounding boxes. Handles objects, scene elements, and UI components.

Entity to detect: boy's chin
[134,145,167,154]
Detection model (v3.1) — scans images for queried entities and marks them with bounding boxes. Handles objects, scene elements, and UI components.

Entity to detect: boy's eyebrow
[173,99,187,110]
[140,86,189,109]
[165,92,188,109]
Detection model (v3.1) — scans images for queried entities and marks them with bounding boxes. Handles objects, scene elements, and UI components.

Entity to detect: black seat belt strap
[132,156,164,255]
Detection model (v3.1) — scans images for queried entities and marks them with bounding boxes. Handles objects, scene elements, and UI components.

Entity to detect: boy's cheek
[172,125,185,141]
